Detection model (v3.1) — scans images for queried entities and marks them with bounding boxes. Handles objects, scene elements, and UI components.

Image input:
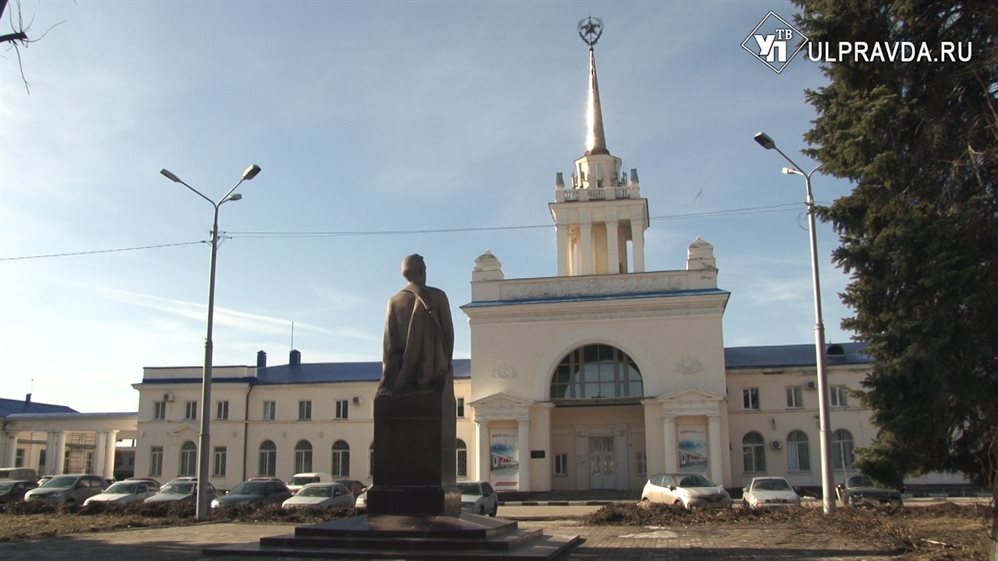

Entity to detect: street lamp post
[753,132,836,514]
[160,164,261,521]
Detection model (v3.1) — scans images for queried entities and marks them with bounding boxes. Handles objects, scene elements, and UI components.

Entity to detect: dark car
[0,480,38,503]
[144,478,215,503]
[335,479,367,498]
[838,474,902,507]
[211,479,293,508]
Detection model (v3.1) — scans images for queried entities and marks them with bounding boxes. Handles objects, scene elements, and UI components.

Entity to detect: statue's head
[401,254,427,284]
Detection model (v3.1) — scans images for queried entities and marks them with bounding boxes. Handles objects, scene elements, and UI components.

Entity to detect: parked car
[354,488,368,511]
[641,473,732,510]
[23,474,107,505]
[335,479,368,498]
[838,474,902,507]
[83,479,160,506]
[287,472,334,493]
[0,480,38,503]
[0,467,38,481]
[211,479,293,508]
[281,482,355,510]
[741,476,801,509]
[457,481,498,517]
[144,478,215,503]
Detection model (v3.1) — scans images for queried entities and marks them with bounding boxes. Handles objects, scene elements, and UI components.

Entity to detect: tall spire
[578,17,609,156]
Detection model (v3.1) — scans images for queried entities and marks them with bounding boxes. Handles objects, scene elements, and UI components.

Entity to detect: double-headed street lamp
[160,164,261,521]
[753,132,836,514]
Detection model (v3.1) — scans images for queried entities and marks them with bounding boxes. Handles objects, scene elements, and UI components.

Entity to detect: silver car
[83,479,160,506]
[23,474,107,505]
[741,476,801,509]
[281,482,355,509]
[458,481,498,517]
[641,473,732,510]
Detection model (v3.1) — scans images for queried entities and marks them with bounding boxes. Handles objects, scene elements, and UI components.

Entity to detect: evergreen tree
[794,1,996,555]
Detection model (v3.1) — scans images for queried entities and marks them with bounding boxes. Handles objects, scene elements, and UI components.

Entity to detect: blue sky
[1,1,858,413]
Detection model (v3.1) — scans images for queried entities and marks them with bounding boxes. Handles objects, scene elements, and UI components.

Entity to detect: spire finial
[579,17,609,156]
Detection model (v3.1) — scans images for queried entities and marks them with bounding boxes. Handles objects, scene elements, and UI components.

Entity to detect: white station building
[1,31,966,494]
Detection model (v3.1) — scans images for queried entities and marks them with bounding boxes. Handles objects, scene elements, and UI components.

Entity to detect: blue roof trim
[140,359,472,386]
[724,342,870,369]
[461,288,730,309]
[0,398,77,417]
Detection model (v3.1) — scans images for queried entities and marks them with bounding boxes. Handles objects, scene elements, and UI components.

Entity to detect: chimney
[290,349,302,367]
[25,393,32,405]
[256,350,267,369]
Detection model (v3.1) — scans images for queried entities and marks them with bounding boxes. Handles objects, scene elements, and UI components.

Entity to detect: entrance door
[589,437,615,489]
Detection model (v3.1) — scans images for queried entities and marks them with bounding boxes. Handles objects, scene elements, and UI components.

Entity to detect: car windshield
[848,475,874,487]
[677,475,715,488]
[41,476,77,488]
[754,479,791,491]
[161,482,194,494]
[230,482,268,495]
[104,482,139,494]
[291,476,318,486]
[0,483,13,493]
[457,483,482,495]
[299,486,331,497]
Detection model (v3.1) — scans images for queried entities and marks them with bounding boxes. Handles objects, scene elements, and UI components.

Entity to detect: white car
[458,481,498,517]
[287,472,334,494]
[641,473,732,510]
[741,476,801,509]
[83,479,160,506]
[281,482,355,509]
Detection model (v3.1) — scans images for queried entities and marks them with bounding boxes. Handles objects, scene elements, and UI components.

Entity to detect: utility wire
[0,241,205,262]
[0,202,804,261]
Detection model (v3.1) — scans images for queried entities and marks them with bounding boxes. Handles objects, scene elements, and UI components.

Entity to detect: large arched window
[331,440,350,477]
[258,440,277,476]
[742,432,766,473]
[831,429,854,470]
[456,439,468,478]
[294,440,313,473]
[786,430,810,471]
[179,441,196,476]
[549,344,643,400]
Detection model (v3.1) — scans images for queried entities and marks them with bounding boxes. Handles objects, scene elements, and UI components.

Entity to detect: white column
[475,420,490,483]
[4,433,17,467]
[533,404,553,492]
[579,223,593,276]
[95,432,108,477]
[663,416,677,473]
[708,415,724,485]
[606,220,619,274]
[54,432,67,474]
[44,432,58,475]
[632,216,646,273]
[556,224,569,276]
[517,419,531,492]
[105,430,119,479]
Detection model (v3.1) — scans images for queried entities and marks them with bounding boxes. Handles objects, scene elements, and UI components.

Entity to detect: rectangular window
[830,386,849,407]
[553,453,569,476]
[635,451,647,476]
[213,446,227,476]
[786,386,803,409]
[335,400,349,420]
[150,446,163,476]
[153,401,167,420]
[298,400,312,421]
[184,401,197,420]
[456,397,465,418]
[15,448,24,467]
[742,387,760,410]
[263,401,276,421]
[456,449,468,477]
[216,400,229,420]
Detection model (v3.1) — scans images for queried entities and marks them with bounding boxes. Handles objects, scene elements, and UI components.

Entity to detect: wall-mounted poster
[489,428,519,491]
[677,424,708,473]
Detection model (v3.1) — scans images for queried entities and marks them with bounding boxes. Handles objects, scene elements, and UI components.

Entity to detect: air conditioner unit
[163,393,175,402]
[806,381,817,391]
[770,440,782,450]
[352,396,362,405]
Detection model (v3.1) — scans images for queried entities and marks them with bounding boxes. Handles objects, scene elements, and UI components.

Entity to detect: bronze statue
[378,254,454,396]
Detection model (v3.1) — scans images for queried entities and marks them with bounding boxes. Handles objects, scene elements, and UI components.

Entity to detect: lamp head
[782,166,804,176]
[225,193,243,202]
[753,132,776,150]
[160,169,182,183]
[242,164,262,181]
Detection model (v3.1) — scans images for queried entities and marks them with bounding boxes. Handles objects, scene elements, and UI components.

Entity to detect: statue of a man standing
[378,254,454,396]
